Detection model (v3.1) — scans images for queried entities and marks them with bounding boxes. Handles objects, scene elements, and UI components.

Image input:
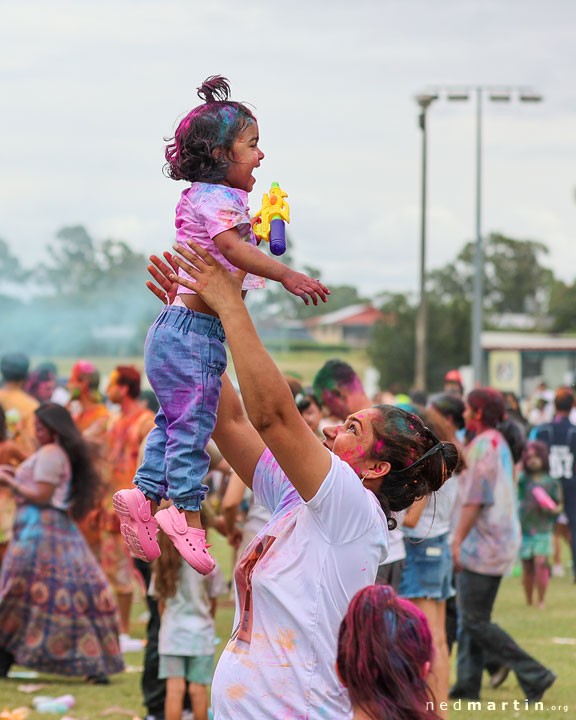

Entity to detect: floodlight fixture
[415,93,438,109]
[489,92,511,102]
[519,91,543,103]
[412,83,543,386]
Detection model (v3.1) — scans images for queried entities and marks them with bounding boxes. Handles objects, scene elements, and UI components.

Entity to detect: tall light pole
[414,93,437,391]
[416,85,543,386]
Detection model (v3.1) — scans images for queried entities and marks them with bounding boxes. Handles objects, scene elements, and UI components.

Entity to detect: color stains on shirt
[226,684,248,700]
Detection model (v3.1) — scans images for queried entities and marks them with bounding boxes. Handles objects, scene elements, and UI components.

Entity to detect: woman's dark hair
[428,392,465,431]
[164,75,256,183]
[154,529,182,603]
[497,417,526,464]
[35,403,101,521]
[154,506,210,602]
[0,405,6,443]
[522,439,550,473]
[337,585,440,720]
[370,405,461,529]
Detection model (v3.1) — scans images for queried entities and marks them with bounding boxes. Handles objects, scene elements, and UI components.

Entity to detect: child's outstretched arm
[211,229,329,306]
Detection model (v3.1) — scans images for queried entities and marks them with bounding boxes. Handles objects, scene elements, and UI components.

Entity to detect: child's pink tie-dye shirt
[175,182,266,294]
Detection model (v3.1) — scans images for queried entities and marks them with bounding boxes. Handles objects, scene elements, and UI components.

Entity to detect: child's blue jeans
[134,305,227,512]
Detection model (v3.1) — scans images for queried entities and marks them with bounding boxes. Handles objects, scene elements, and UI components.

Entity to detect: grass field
[1,529,574,719]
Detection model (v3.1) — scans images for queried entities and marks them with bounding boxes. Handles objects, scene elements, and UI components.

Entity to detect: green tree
[41,226,103,297]
[368,294,470,391]
[429,233,554,314]
[368,294,416,391]
[548,279,576,333]
[369,233,553,392]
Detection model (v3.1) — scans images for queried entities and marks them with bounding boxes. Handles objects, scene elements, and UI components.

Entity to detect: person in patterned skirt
[0,403,124,682]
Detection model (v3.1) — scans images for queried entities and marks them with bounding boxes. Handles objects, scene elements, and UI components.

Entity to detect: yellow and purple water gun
[253,182,290,256]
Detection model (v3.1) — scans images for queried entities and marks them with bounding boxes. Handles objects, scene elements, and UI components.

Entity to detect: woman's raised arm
[211,374,266,489]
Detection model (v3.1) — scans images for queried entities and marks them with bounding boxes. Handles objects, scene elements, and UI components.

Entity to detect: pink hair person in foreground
[338,585,442,720]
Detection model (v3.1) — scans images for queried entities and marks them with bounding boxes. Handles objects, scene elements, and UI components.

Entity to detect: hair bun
[197,75,231,103]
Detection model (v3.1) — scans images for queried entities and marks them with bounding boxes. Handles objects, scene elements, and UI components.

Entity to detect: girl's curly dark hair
[154,529,182,603]
[370,405,462,530]
[153,507,211,602]
[164,75,256,184]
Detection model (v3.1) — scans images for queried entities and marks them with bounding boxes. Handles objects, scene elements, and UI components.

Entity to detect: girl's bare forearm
[218,239,289,282]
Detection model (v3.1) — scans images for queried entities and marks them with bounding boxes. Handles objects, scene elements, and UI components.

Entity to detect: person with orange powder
[101,366,155,651]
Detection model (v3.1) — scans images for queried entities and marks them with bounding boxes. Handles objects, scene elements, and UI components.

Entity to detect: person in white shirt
[146,243,461,720]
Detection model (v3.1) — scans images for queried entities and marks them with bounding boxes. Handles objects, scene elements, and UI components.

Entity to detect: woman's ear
[362,462,391,494]
[367,460,391,480]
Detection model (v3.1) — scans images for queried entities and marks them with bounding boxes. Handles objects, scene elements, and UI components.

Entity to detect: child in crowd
[337,585,441,720]
[152,523,226,720]
[113,75,328,573]
[518,440,562,609]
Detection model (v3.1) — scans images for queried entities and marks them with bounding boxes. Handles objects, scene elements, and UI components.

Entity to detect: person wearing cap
[0,353,39,455]
[444,369,464,398]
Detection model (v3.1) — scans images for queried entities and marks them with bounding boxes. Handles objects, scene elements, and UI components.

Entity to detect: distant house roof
[304,303,387,328]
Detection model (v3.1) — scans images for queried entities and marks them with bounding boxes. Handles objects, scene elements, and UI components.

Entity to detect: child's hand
[146,252,180,304]
[281,271,329,306]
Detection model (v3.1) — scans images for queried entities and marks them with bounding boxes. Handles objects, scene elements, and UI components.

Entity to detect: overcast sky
[1,0,575,297]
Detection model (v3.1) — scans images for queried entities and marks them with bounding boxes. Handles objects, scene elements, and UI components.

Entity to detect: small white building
[483,331,576,397]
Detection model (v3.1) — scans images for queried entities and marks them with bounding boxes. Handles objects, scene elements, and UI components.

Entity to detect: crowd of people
[0,316,573,718]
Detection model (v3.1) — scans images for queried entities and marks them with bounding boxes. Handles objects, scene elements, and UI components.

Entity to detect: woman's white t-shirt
[211,448,389,720]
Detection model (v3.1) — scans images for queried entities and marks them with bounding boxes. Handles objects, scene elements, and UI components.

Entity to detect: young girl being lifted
[113,76,328,574]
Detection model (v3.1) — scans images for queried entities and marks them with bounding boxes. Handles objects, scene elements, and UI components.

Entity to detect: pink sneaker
[155,505,215,574]
[112,487,161,562]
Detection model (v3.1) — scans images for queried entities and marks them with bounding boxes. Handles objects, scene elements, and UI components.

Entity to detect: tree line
[1,228,574,393]
[368,234,576,391]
